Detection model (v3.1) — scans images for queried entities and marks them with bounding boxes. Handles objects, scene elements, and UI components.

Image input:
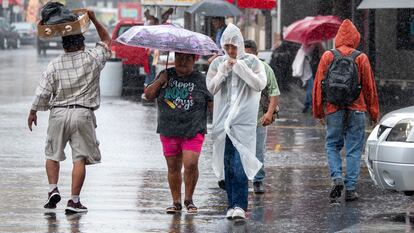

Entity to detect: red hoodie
[312,19,380,122]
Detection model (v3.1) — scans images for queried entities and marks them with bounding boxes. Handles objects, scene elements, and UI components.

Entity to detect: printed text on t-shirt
[164,79,195,110]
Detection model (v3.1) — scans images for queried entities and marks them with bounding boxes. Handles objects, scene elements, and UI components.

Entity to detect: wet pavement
[1,48,414,233]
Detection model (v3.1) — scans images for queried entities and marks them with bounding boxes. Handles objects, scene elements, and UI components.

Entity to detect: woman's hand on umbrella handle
[159,71,169,87]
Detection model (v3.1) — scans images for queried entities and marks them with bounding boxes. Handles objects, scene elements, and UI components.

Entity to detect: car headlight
[386,119,414,142]
[377,125,389,138]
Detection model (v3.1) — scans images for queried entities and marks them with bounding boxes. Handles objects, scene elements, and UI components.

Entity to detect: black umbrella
[186,0,242,17]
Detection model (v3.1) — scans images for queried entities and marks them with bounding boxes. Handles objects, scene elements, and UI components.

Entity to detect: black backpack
[322,49,361,107]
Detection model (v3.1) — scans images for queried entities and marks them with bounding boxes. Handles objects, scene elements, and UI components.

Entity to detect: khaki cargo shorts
[45,108,101,165]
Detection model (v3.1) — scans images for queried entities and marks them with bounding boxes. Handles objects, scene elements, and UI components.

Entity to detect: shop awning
[358,0,414,9]
[237,0,276,10]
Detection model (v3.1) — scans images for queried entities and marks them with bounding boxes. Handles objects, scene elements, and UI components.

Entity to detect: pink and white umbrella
[116,24,221,56]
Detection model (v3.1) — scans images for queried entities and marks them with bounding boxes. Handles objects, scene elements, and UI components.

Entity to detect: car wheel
[404,191,414,196]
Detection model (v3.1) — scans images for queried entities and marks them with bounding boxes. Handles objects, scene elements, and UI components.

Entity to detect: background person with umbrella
[292,43,324,113]
[117,25,219,214]
[285,15,341,113]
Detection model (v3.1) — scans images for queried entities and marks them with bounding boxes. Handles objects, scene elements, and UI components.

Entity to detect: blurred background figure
[269,40,300,92]
[212,17,227,49]
[292,43,323,113]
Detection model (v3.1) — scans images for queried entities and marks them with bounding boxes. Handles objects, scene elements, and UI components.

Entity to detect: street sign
[141,0,199,7]
[2,0,9,9]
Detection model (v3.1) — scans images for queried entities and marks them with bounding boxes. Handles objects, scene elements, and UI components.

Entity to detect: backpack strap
[349,50,362,86]
[330,49,342,58]
[348,50,361,60]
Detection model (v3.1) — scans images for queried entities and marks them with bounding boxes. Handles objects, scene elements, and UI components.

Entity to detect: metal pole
[166,52,169,70]
[277,0,281,36]
[351,0,355,22]
[156,6,161,23]
[265,10,272,50]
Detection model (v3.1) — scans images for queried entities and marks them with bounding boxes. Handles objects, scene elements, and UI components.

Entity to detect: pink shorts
[160,133,205,157]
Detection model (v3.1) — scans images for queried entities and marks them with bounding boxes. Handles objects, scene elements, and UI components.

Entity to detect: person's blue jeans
[304,77,314,109]
[254,126,267,182]
[224,136,248,211]
[326,110,366,191]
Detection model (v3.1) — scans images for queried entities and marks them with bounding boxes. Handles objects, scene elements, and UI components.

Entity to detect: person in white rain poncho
[206,23,267,220]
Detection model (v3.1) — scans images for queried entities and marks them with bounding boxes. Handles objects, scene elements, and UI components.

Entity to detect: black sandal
[166,202,182,214]
[184,200,198,214]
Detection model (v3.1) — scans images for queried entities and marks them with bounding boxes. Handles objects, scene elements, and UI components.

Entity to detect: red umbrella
[238,0,276,9]
[283,15,342,45]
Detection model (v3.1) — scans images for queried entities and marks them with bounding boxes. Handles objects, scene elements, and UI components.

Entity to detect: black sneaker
[65,200,88,214]
[44,187,61,209]
[253,181,265,194]
[345,190,359,202]
[329,179,344,202]
[218,180,226,190]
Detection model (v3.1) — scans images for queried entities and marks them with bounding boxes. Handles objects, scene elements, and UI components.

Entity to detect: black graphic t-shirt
[156,68,213,138]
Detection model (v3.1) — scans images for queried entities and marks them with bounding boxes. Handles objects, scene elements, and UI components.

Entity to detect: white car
[365,106,414,196]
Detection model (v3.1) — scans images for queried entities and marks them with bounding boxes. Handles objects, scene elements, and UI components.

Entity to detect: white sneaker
[232,207,246,220]
[226,208,234,219]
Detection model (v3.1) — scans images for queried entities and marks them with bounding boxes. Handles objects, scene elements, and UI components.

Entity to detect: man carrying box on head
[27,10,111,214]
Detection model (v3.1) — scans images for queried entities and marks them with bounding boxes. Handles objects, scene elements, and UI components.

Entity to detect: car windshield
[117,25,134,37]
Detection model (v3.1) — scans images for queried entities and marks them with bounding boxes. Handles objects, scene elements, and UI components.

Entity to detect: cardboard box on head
[37,9,90,39]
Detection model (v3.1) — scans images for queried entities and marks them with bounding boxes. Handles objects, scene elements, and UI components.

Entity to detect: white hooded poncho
[206,23,267,180]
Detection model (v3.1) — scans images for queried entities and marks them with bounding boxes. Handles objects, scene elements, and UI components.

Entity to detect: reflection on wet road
[0,48,413,232]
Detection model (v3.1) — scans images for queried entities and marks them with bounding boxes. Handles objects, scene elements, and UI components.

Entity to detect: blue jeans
[224,136,248,210]
[254,126,267,182]
[304,78,314,109]
[326,110,366,191]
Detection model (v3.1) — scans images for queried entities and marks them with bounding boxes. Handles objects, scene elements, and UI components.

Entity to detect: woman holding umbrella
[145,52,213,214]
[116,24,219,214]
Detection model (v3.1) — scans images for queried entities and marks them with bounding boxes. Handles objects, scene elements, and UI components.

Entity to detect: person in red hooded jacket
[312,19,379,203]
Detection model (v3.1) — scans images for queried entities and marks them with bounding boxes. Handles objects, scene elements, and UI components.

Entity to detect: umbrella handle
[166,52,169,70]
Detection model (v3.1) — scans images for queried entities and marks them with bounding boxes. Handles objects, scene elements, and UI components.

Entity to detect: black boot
[218,180,226,190]
[329,179,344,204]
[345,190,359,202]
[253,181,265,194]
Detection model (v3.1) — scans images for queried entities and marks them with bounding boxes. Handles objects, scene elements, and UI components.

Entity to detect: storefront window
[396,9,414,50]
